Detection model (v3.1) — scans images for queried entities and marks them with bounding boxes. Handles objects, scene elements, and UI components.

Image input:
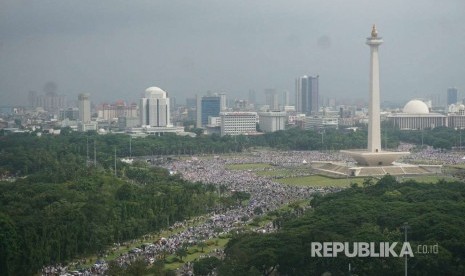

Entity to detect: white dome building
[145,87,167,99]
[387,99,447,130]
[140,86,171,127]
[403,100,430,114]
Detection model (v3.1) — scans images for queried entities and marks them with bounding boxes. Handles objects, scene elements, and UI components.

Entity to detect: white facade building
[305,116,339,130]
[140,87,171,127]
[387,99,447,130]
[78,121,98,132]
[219,93,227,111]
[258,111,287,132]
[208,116,221,127]
[98,102,138,122]
[220,112,257,136]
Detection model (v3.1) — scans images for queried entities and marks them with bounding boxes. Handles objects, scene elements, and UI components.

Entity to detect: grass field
[275,175,362,187]
[163,237,230,271]
[447,164,465,169]
[255,169,289,177]
[274,174,457,188]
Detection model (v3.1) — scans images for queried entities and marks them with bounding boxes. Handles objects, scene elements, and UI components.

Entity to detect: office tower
[28,91,38,107]
[295,75,319,115]
[219,93,227,111]
[140,87,171,127]
[282,91,290,107]
[186,97,197,109]
[447,87,458,105]
[28,90,66,112]
[78,93,91,123]
[248,90,256,105]
[201,96,221,126]
[59,107,80,121]
[264,89,279,111]
[196,94,202,128]
[170,96,177,111]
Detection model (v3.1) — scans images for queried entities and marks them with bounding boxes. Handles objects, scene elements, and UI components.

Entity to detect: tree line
[1,126,461,180]
[0,133,221,275]
[207,176,465,275]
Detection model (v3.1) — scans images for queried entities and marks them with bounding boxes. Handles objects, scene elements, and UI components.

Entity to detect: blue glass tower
[201,96,221,126]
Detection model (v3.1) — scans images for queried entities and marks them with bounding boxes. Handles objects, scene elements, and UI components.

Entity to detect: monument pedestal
[341,150,410,166]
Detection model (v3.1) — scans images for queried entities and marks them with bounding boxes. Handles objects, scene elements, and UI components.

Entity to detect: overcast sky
[1,0,464,106]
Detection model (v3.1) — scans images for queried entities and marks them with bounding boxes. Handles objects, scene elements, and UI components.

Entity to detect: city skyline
[1,0,464,106]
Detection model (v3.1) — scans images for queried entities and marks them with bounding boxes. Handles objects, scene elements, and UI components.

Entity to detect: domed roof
[403,100,429,114]
[145,87,167,98]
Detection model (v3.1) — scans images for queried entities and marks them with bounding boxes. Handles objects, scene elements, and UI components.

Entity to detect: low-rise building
[220,112,258,136]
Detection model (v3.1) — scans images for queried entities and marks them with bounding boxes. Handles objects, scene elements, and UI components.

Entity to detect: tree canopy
[218,176,465,275]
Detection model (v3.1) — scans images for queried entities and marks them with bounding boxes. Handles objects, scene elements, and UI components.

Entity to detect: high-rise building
[59,107,80,121]
[186,97,197,109]
[201,96,221,126]
[282,91,290,107]
[29,90,66,112]
[219,93,227,111]
[78,93,91,123]
[28,91,38,107]
[140,87,171,127]
[264,89,279,111]
[295,75,319,115]
[196,94,202,128]
[447,87,458,105]
[248,90,256,105]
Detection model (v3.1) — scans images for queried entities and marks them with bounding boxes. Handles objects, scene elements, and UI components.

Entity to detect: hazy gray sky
[1,0,464,106]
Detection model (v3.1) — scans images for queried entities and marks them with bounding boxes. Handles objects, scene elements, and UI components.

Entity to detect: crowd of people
[403,145,465,165]
[42,150,343,275]
[223,150,350,167]
[43,145,464,275]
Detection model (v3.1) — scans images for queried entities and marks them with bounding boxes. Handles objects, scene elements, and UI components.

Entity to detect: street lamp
[320,129,325,150]
[455,127,462,151]
[401,222,411,276]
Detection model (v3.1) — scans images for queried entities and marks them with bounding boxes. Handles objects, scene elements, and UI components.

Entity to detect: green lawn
[163,237,229,271]
[445,164,465,169]
[274,174,456,188]
[275,175,363,187]
[255,169,289,177]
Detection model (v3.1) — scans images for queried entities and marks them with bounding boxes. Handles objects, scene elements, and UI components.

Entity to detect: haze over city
[1,0,464,105]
